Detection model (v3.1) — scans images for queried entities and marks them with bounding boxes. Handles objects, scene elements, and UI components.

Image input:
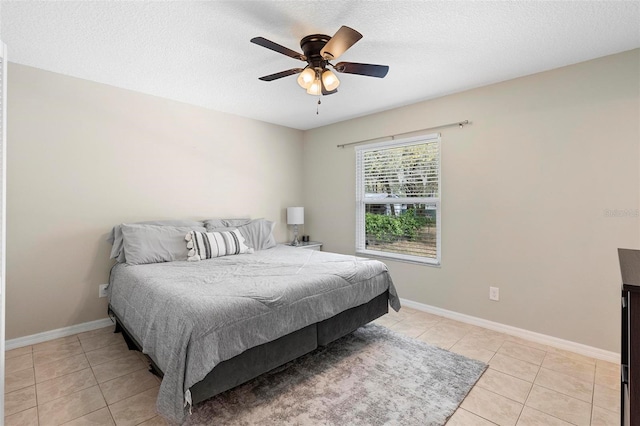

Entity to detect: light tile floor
[4,326,166,425]
[377,307,620,426]
[4,307,620,425]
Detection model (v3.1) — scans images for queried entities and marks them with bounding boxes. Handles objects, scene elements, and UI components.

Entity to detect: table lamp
[287,207,304,246]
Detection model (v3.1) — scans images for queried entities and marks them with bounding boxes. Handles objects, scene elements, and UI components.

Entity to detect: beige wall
[6,63,303,339]
[303,49,640,352]
[6,50,640,351]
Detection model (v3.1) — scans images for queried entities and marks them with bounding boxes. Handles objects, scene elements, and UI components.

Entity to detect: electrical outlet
[98,284,108,298]
[489,286,499,301]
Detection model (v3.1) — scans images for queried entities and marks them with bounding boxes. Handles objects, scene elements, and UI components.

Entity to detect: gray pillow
[121,224,207,265]
[237,219,277,251]
[107,220,204,263]
[204,219,278,250]
[203,218,251,232]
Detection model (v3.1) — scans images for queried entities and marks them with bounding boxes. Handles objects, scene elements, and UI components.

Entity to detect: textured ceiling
[1,1,639,130]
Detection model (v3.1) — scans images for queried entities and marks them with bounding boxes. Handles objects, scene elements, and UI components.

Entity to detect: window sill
[355,250,441,267]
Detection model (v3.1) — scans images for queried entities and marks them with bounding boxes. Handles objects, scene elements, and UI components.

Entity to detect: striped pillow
[185,229,253,261]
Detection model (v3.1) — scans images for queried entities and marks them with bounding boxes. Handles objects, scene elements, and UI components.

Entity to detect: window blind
[362,140,439,199]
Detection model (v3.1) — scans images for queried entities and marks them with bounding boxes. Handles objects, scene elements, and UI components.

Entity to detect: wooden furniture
[619,248,640,426]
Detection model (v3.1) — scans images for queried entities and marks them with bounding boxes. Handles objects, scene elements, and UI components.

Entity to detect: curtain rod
[336,120,470,148]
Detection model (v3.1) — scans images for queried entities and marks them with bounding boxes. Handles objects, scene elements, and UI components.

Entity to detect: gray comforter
[108,245,400,423]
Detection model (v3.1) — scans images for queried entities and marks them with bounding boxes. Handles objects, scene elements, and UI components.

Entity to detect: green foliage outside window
[365,209,432,243]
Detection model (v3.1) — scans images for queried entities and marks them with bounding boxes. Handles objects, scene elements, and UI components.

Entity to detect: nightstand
[290,241,323,251]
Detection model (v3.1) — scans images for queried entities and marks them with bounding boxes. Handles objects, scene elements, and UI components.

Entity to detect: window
[355,133,441,265]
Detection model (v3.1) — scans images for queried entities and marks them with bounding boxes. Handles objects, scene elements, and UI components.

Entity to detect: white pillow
[186,230,253,261]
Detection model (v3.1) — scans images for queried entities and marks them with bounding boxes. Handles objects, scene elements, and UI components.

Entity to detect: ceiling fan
[251,26,389,96]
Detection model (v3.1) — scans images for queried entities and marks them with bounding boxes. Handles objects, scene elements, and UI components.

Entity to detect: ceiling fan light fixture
[252,26,389,99]
[297,68,315,89]
[322,69,340,91]
[306,78,322,95]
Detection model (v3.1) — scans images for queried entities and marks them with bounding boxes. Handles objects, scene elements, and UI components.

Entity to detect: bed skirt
[109,290,389,406]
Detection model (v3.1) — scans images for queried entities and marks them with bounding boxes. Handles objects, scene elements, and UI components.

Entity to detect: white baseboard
[5,318,114,351]
[5,301,620,363]
[399,297,620,364]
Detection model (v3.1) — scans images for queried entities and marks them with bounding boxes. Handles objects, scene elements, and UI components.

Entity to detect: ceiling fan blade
[334,62,389,78]
[320,26,363,60]
[258,68,304,81]
[251,37,305,61]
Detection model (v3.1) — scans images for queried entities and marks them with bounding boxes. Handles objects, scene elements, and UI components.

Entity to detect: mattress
[108,245,400,422]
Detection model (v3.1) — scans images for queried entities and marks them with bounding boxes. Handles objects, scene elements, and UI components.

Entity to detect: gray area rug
[185,323,487,426]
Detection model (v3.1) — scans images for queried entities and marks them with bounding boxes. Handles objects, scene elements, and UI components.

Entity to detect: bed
[107,243,400,423]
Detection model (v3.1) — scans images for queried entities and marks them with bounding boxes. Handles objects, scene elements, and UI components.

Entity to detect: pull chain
[316,94,321,115]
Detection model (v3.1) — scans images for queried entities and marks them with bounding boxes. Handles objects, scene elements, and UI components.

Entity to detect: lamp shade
[306,79,321,95]
[322,69,340,91]
[297,68,315,89]
[287,207,304,225]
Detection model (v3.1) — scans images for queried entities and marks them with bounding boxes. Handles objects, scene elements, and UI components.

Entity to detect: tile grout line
[97,366,154,406]
[490,347,600,411]
[107,405,117,425]
[530,356,596,403]
[587,363,594,426]
[32,364,37,410]
[464,386,524,424]
[82,331,118,425]
[530,378,595,405]
[589,365,596,410]
[473,369,530,405]
[458,408,500,425]
[485,351,538,380]
[38,362,110,424]
[527,354,597,426]
[34,365,40,426]
[84,343,135,368]
[59,406,111,426]
[517,354,544,424]
[35,366,95,389]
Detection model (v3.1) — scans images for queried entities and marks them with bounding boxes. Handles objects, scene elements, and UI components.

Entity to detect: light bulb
[297,68,315,89]
[322,69,340,91]
[306,79,321,95]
